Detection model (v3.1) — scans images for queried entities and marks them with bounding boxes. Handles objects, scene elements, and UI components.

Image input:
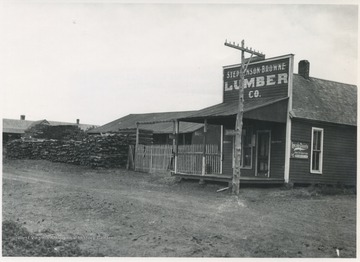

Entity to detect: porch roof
[88,111,204,134]
[178,97,289,123]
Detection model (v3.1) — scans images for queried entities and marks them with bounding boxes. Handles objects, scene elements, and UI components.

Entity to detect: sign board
[194,131,202,136]
[225,129,236,136]
[291,141,309,159]
[223,55,293,103]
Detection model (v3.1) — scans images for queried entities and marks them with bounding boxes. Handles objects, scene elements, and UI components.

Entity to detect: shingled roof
[291,74,357,126]
[88,111,204,134]
[177,74,357,126]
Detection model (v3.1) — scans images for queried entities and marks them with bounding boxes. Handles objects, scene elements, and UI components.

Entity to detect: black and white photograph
[1,0,358,258]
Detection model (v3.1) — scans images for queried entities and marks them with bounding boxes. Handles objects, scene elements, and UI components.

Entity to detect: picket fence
[133,144,221,175]
[134,144,173,173]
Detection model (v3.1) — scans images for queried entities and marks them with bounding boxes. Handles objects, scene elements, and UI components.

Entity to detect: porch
[171,171,284,184]
[171,97,289,184]
[133,97,288,184]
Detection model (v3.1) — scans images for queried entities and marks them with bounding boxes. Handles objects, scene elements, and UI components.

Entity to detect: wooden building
[3,116,97,145]
[172,55,357,186]
[88,111,221,146]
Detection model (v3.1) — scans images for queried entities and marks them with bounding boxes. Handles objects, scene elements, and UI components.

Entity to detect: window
[232,127,253,169]
[310,127,323,174]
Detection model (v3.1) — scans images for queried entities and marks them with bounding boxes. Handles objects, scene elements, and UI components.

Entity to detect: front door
[256,130,271,177]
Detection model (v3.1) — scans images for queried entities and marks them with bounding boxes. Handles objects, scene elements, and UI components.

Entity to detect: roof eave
[290,115,357,127]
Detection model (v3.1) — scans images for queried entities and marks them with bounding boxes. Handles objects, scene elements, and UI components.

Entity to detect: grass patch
[2,220,104,257]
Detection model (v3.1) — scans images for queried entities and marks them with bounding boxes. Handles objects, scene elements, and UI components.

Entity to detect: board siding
[290,119,357,185]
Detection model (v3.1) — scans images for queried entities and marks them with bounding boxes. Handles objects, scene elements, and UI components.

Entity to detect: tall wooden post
[232,41,245,195]
[224,39,265,195]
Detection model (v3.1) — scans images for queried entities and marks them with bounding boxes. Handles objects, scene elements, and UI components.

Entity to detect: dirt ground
[2,159,356,257]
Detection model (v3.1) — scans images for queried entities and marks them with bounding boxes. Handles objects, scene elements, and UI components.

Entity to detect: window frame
[310,127,324,174]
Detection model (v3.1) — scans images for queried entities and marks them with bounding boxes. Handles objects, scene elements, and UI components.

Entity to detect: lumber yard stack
[5,130,153,168]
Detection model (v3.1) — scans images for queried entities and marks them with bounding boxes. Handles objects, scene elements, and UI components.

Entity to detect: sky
[1,1,358,125]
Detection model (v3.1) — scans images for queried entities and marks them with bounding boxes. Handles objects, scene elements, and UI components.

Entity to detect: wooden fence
[133,144,221,175]
[134,144,173,173]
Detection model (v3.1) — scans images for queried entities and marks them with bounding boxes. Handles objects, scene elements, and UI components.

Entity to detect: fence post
[150,145,153,173]
[134,123,139,171]
[127,145,134,170]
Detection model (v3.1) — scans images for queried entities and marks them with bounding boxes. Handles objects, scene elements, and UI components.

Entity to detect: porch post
[175,120,179,173]
[135,122,140,147]
[201,119,208,177]
[220,125,224,174]
[172,120,176,172]
[284,55,295,183]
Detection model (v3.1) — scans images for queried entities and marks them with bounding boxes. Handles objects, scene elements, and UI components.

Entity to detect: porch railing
[177,144,221,175]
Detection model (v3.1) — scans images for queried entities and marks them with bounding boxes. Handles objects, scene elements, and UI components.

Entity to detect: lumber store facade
[172,55,357,185]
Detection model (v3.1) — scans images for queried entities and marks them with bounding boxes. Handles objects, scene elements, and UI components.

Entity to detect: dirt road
[2,160,356,257]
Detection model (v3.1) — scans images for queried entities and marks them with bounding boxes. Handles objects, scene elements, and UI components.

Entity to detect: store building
[173,55,357,185]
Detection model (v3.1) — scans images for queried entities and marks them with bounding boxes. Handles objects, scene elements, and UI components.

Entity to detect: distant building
[2,115,98,144]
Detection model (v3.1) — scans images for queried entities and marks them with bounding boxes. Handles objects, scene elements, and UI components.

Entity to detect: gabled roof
[3,118,98,133]
[2,119,35,134]
[88,111,204,134]
[291,74,357,126]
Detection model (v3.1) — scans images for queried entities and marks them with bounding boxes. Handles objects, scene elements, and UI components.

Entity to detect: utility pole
[224,40,265,195]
